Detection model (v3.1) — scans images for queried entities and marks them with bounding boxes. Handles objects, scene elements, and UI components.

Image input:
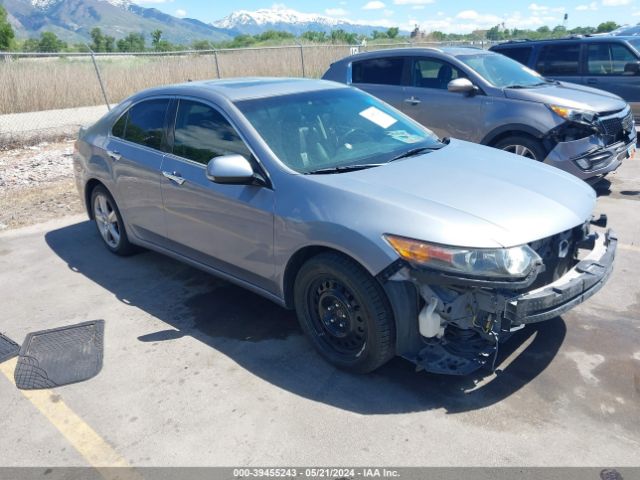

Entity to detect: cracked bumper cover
[504,229,616,325]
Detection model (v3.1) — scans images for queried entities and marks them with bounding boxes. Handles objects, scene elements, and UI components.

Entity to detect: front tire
[294,252,395,373]
[90,185,135,256]
[494,135,546,161]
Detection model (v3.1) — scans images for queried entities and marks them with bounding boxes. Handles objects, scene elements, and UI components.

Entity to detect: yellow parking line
[619,243,640,253]
[0,357,142,479]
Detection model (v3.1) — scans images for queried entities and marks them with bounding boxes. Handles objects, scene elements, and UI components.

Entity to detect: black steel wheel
[294,252,395,373]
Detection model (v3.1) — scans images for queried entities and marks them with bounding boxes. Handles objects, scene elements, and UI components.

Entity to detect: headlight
[384,234,542,279]
[548,104,597,125]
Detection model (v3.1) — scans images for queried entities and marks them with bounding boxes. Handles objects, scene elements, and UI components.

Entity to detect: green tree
[151,29,162,50]
[37,31,66,52]
[192,40,212,50]
[104,35,115,52]
[552,25,567,35]
[536,25,551,34]
[300,31,327,42]
[0,5,15,50]
[90,27,104,51]
[371,30,387,39]
[596,21,619,33]
[117,33,145,52]
[330,29,357,44]
[386,27,399,39]
[486,25,504,40]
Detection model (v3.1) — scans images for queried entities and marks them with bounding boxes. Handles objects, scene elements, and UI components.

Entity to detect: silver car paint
[74,79,597,307]
[322,47,636,181]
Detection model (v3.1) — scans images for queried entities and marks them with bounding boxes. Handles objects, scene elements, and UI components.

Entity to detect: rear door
[535,42,583,85]
[105,97,170,243]
[401,56,485,141]
[583,42,640,118]
[350,56,410,110]
[160,98,275,291]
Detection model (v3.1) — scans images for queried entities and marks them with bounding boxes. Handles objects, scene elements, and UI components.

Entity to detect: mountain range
[1,0,396,45]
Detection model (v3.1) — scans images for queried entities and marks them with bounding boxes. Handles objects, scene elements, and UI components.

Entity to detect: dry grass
[0,45,358,114]
[0,179,83,229]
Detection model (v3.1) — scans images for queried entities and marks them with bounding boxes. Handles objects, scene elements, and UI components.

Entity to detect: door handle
[586,78,597,85]
[403,96,421,105]
[162,171,185,185]
[107,150,121,161]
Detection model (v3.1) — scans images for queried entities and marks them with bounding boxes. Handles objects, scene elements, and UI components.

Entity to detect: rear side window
[587,43,637,75]
[536,44,581,76]
[122,99,170,150]
[496,47,532,65]
[172,100,251,165]
[352,57,405,85]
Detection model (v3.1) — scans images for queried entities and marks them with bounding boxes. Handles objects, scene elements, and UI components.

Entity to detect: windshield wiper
[389,146,443,162]
[304,163,385,174]
[505,82,547,89]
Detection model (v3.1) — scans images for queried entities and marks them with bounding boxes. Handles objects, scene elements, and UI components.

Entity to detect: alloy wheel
[502,144,537,159]
[93,193,121,249]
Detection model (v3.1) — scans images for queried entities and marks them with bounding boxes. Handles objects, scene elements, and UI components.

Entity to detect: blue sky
[133,0,639,33]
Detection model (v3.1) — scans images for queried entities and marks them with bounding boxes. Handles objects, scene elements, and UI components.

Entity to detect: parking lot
[0,158,639,468]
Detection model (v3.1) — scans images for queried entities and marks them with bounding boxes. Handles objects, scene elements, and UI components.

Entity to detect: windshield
[626,38,640,53]
[457,53,545,88]
[234,88,441,174]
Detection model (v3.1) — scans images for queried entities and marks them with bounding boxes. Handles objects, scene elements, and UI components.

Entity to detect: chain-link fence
[0,40,491,148]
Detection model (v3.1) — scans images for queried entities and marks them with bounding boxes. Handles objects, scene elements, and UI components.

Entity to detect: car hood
[503,81,627,113]
[306,139,595,248]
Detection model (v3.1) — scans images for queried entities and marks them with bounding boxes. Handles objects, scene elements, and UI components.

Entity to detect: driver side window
[412,58,464,89]
[172,100,251,165]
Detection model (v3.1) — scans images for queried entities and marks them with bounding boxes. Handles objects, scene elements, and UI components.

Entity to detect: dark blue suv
[491,36,640,123]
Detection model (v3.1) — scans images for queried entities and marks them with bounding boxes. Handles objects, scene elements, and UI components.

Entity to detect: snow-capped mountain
[214,6,389,36]
[4,0,231,44]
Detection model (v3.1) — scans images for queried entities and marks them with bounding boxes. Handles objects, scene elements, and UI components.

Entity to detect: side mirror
[447,77,476,94]
[623,61,640,75]
[206,154,258,185]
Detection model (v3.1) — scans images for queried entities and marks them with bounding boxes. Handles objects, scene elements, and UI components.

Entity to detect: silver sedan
[73,78,616,375]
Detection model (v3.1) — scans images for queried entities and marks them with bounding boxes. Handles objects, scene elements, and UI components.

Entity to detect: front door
[401,57,485,142]
[583,42,640,120]
[160,99,275,291]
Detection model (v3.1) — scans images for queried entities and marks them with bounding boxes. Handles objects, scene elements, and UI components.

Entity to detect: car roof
[341,46,490,62]
[493,36,637,47]
[130,77,348,103]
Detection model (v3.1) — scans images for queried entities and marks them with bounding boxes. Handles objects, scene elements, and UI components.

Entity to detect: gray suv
[491,36,640,123]
[323,47,636,183]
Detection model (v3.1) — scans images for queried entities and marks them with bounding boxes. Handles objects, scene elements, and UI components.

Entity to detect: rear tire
[294,252,395,373]
[494,135,546,161]
[90,185,136,256]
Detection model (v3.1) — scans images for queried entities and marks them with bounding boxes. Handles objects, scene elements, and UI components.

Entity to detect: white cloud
[411,5,426,9]
[393,0,434,5]
[383,9,395,16]
[325,7,348,15]
[410,8,571,34]
[455,9,502,23]
[133,0,174,3]
[363,1,386,9]
[576,2,598,10]
[602,0,631,5]
[528,3,565,13]
[174,8,186,17]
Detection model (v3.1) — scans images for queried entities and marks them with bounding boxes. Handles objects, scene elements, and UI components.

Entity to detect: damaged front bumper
[383,227,617,376]
[502,229,616,325]
[543,114,636,183]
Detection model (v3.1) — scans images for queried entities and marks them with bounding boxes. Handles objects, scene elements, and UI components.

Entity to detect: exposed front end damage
[380,219,617,376]
[542,106,636,182]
